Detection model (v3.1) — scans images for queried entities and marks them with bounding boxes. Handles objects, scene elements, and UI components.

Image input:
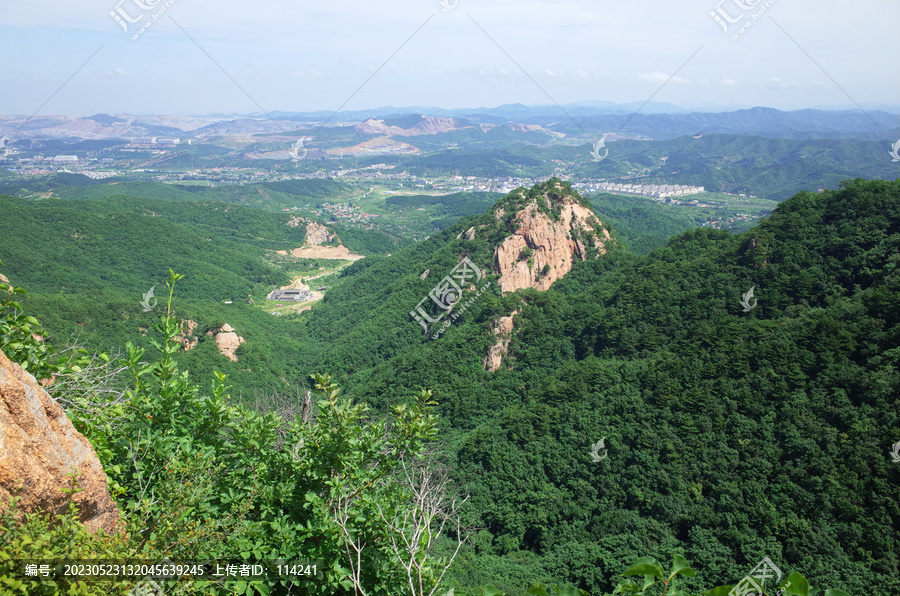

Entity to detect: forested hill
[296,178,900,594]
[293,178,620,382]
[0,176,898,594]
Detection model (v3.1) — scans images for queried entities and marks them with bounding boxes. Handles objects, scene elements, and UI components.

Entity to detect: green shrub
[0,475,133,596]
[0,258,52,378]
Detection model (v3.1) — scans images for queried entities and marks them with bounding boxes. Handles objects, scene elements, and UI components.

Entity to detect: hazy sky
[1,0,898,116]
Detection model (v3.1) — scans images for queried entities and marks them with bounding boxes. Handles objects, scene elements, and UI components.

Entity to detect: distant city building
[591,182,705,199]
[127,137,179,148]
[78,170,117,179]
[266,289,311,301]
[53,155,78,162]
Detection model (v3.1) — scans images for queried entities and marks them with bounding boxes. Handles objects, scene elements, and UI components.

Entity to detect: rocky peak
[407,116,458,135]
[489,178,612,294]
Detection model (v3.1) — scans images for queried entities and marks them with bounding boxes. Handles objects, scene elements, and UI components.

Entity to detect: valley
[0,107,898,596]
[2,0,899,592]
[258,253,359,316]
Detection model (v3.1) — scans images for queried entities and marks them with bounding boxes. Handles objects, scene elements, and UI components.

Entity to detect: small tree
[377,454,469,596]
[284,375,456,596]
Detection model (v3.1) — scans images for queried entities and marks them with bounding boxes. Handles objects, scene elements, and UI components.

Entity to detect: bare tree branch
[377,455,470,596]
[333,491,372,596]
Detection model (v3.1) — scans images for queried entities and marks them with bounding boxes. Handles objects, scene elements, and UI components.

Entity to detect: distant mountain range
[1,103,896,142]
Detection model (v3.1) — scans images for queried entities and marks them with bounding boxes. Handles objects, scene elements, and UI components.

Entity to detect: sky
[0,0,898,117]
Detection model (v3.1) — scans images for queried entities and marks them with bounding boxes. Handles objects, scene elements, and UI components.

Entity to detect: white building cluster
[596,183,705,199]
[78,170,117,179]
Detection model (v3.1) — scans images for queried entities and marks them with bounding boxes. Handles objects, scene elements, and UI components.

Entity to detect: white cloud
[767,77,789,89]
[722,78,737,86]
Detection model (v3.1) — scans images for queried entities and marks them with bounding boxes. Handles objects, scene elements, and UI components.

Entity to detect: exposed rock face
[481,181,613,369]
[507,123,545,133]
[304,221,334,246]
[355,116,459,137]
[174,319,199,351]
[493,188,611,294]
[329,137,418,156]
[0,349,122,534]
[284,217,333,244]
[456,226,476,240]
[405,116,458,135]
[483,311,517,372]
[356,118,406,136]
[215,324,245,362]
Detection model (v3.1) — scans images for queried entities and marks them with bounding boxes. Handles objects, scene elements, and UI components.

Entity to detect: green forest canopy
[0,177,897,595]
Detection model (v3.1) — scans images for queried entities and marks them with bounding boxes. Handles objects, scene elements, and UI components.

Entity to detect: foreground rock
[0,349,122,534]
